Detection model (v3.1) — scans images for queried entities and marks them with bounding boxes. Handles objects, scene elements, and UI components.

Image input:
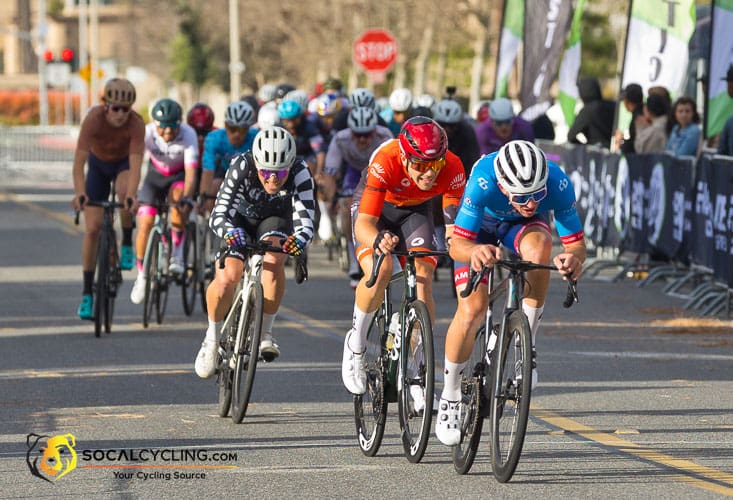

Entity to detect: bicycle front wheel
[216,295,240,418]
[490,311,532,483]
[231,283,263,423]
[181,221,197,316]
[398,300,434,463]
[353,310,387,457]
[452,326,487,474]
[93,229,109,338]
[155,235,170,324]
[104,230,119,334]
[142,231,160,328]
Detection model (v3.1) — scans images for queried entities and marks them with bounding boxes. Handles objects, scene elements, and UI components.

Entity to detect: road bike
[215,241,308,424]
[191,194,218,314]
[452,257,578,482]
[353,249,448,463]
[324,193,350,274]
[141,202,176,328]
[75,188,127,337]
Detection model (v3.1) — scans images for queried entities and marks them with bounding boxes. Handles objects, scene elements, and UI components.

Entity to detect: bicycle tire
[338,234,349,273]
[452,326,487,474]
[142,231,160,328]
[398,300,434,463]
[105,228,119,334]
[93,229,109,338]
[155,232,170,324]
[490,310,532,483]
[216,296,240,418]
[231,283,263,423]
[353,310,387,457]
[199,227,215,314]
[181,221,197,316]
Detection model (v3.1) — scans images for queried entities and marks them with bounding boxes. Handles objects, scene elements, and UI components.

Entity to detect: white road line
[570,351,733,361]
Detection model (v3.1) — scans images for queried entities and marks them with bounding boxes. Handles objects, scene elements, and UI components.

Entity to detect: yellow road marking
[5,192,81,236]
[533,404,733,496]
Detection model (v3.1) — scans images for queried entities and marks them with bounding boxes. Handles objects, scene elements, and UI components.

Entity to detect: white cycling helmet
[414,93,436,109]
[258,84,277,104]
[225,101,255,127]
[432,99,463,124]
[349,87,376,110]
[284,89,310,115]
[256,103,280,129]
[494,140,548,195]
[252,126,296,171]
[389,88,412,113]
[347,107,378,135]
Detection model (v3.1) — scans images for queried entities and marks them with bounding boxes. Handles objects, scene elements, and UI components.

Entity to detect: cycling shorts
[85,153,130,202]
[352,200,438,267]
[339,165,361,197]
[219,215,292,262]
[453,213,551,287]
[137,168,185,206]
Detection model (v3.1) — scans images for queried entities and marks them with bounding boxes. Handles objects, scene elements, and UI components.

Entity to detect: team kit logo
[26,433,78,482]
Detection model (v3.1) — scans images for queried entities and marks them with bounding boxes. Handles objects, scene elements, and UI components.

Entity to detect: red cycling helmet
[186,103,215,133]
[398,116,448,161]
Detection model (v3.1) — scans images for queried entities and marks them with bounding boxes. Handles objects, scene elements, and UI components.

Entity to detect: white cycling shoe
[194,340,218,379]
[130,274,146,305]
[259,333,280,362]
[435,398,461,446]
[341,330,366,395]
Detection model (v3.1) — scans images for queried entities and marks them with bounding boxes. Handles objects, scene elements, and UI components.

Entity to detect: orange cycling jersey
[358,139,466,223]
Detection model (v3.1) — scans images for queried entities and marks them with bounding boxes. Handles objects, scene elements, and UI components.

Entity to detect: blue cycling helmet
[277,100,302,120]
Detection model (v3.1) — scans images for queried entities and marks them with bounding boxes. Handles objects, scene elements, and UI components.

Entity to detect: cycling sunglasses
[408,156,446,173]
[508,187,547,205]
[257,169,289,180]
[352,131,374,139]
[108,104,130,113]
[225,124,247,134]
[156,120,180,129]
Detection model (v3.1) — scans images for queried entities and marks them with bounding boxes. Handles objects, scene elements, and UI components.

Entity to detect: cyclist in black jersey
[194,126,316,378]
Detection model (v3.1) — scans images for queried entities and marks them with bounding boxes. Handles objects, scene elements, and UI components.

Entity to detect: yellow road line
[532,404,733,496]
[5,192,81,236]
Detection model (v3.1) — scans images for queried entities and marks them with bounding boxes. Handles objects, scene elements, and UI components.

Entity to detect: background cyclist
[435,139,586,446]
[341,117,466,414]
[199,100,258,211]
[194,126,316,378]
[129,98,199,304]
[71,78,144,320]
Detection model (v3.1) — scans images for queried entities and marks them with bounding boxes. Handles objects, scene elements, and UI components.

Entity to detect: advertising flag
[705,0,733,138]
[494,0,524,98]
[558,0,586,128]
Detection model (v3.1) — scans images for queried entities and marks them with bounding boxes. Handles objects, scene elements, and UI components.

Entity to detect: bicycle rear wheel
[199,226,215,314]
[398,300,434,463]
[142,231,160,328]
[181,222,197,316]
[353,310,387,457]
[490,310,532,483]
[231,283,263,423]
[452,326,487,474]
[93,230,109,338]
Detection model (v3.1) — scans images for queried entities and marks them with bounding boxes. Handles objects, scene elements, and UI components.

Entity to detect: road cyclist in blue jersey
[435,140,587,446]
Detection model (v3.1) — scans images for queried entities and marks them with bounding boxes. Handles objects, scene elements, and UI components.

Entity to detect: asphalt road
[1,184,732,499]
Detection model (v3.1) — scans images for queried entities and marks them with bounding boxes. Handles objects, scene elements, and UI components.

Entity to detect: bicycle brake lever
[365,252,385,289]
[562,280,578,308]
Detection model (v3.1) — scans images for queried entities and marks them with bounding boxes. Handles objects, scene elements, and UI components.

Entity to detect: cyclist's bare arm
[553,240,586,281]
[449,234,502,272]
[126,151,143,209]
[71,147,89,210]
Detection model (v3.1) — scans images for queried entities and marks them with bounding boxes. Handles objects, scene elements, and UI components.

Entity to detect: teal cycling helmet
[151,98,182,123]
[277,100,302,120]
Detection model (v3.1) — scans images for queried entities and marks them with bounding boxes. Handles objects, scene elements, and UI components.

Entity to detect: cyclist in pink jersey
[130,98,199,304]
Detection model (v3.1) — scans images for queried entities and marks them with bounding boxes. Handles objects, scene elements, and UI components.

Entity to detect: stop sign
[353,29,398,73]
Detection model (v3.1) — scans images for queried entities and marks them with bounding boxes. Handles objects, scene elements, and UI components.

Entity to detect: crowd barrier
[538,140,733,317]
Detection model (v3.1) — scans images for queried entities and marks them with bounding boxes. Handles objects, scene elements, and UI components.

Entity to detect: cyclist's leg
[113,162,135,270]
[195,247,245,379]
[167,176,187,274]
[131,170,165,303]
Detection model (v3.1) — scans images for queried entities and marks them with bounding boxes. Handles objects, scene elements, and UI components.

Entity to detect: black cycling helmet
[151,98,182,123]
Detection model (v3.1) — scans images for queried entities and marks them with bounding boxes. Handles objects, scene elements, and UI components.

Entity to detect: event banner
[705,0,733,138]
[494,0,524,99]
[621,0,696,97]
[520,0,574,122]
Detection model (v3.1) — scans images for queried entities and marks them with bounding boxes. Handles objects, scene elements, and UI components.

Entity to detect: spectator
[635,93,669,153]
[717,65,733,156]
[665,96,701,157]
[531,113,556,141]
[567,77,615,148]
[475,97,535,155]
[615,83,644,154]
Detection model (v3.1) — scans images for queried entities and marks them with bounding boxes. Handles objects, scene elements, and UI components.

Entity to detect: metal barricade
[0,125,78,186]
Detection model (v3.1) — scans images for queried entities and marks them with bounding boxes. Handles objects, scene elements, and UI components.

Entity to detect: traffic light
[60,47,78,71]
[43,50,54,63]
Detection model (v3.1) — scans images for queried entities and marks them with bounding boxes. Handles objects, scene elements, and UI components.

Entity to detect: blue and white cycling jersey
[454,151,584,246]
[201,127,258,173]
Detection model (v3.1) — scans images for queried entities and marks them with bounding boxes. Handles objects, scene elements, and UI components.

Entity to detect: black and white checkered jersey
[209,151,316,245]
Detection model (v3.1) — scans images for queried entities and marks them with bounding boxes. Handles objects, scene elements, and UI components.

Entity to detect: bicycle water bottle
[385,312,400,403]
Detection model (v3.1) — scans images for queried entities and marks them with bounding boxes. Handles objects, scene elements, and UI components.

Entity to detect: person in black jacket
[567,77,615,149]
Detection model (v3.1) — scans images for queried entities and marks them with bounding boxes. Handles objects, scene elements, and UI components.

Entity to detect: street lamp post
[37,0,48,126]
[229,0,243,100]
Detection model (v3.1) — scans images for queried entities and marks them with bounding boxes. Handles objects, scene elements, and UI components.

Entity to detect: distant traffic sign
[46,62,71,87]
[353,29,398,73]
